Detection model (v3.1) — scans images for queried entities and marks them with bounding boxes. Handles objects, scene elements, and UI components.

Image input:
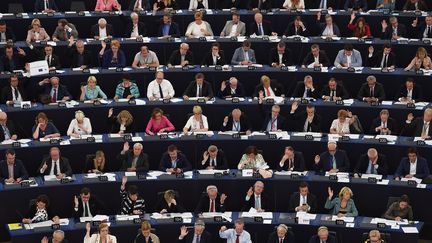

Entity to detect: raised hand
[314,155,320,164]
[108,108,113,117]
[220,193,227,204]
[247,187,253,197]
[328,187,334,198]
[123,141,130,152]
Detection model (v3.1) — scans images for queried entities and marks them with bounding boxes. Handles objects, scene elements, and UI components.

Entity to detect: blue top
[83,85,107,100]
[325,197,358,217]
[101,49,126,68]
[115,82,140,99]
[31,122,59,139]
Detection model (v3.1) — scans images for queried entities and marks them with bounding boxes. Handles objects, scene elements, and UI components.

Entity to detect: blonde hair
[338,187,353,199]
[75,110,85,121]
[416,47,428,58]
[260,75,270,84]
[117,110,133,126]
[369,230,381,238]
[31,19,41,27]
[87,76,97,84]
[337,109,348,119]
[141,221,151,231]
[164,190,175,201]
[93,150,105,171]
[193,105,202,115]
[194,11,203,19]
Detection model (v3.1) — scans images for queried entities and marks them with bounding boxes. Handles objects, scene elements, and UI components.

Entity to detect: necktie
[2,125,10,140]
[198,85,202,97]
[196,235,200,243]
[303,88,309,98]
[371,162,376,174]
[52,88,57,102]
[295,27,298,35]
[63,30,68,41]
[382,54,388,68]
[236,235,240,243]
[158,84,164,98]
[45,0,49,10]
[428,26,432,38]
[422,122,428,137]
[370,87,374,97]
[259,24,264,36]
[331,90,335,98]
[47,56,51,66]
[172,160,177,168]
[14,88,19,101]
[265,87,271,97]
[84,202,89,217]
[271,117,276,131]
[255,195,261,209]
[210,199,215,212]
[53,161,58,175]
[280,239,283,243]
[331,155,337,169]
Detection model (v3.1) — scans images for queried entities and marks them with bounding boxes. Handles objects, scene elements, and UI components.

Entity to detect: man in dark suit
[118,142,150,172]
[221,109,252,134]
[269,41,293,67]
[218,77,246,98]
[159,145,192,172]
[314,141,350,172]
[158,14,181,38]
[167,43,194,67]
[321,78,350,101]
[403,0,428,11]
[366,43,396,68]
[305,0,336,9]
[291,75,319,99]
[200,145,229,170]
[177,220,212,243]
[67,39,93,69]
[357,75,386,103]
[124,12,146,38]
[248,12,275,36]
[288,182,317,213]
[381,17,407,40]
[242,181,270,211]
[0,45,25,72]
[72,187,104,218]
[316,13,341,36]
[0,21,16,42]
[354,148,389,176]
[395,147,430,179]
[128,0,151,11]
[183,73,214,100]
[266,224,295,243]
[253,75,284,98]
[308,226,336,243]
[261,104,286,131]
[289,101,322,132]
[201,43,226,66]
[402,108,432,139]
[38,76,72,102]
[411,15,432,39]
[35,0,58,12]
[284,16,310,37]
[302,44,331,68]
[38,147,73,178]
[396,78,423,103]
[248,0,272,9]
[369,109,398,135]
[41,230,69,243]
[1,75,27,105]
[32,45,61,70]
[91,19,114,39]
[194,185,227,214]
[0,149,28,183]
[0,112,18,142]
[277,146,306,171]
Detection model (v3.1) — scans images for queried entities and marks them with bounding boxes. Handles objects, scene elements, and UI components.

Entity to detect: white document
[29,60,49,77]
[361,174,383,180]
[331,215,354,222]
[242,169,253,177]
[125,172,136,177]
[402,227,419,233]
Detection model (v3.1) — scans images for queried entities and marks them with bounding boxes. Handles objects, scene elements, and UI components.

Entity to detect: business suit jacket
[231,47,256,65]
[221,114,252,133]
[248,20,274,36]
[124,21,146,37]
[183,81,214,98]
[366,51,396,68]
[354,153,389,176]
[30,47,62,69]
[0,120,17,142]
[356,82,386,101]
[0,54,26,72]
[248,0,272,9]
[194,193,226,214]
[284,22,310,36]
[72,196,104,218]
[38,156,73,176]
[1,85,27,104]
[39,84,72,100]
[318,23,341,36]
[35,0,58,11]
[108,116,134,134]
[158,152,192,171]
[289,111,322,132]
[168,50,194,66]
[395,156,430,179]
[253,81,284,97]
[128,0,151,10]
[0,159,29,181]
[261,113,287,131]
[396,84,423,102]
[242,193,271,211]
[344,0,367,10]
[67,46,93,68]
[403,0,428,11]
[381,24,407,39]
[91,24,115,38]
[305,0,336,8]
[52,24,79,41]
[266,231,294,243]
[369,117,398,135]
[412,23,432,39]
[117,150,150,172]
[154,195,186,213]
[200,150,228,170]
[46,238,68,243]
[334,49,362,67]
[308,235,336,243]
[402,117,432,138]
[26,28,50,43]
[320,84,350,100]
[218,82,246,98]
[268,47,293,66]
[276,151,306,172]
[288,192,317,213]
[291,82,319,99]
[201,51,226,66]
[0,27,16,42]
[302,51,331,67]
[157,21,181,37]
[314,149,350,172]
[221,20,246,36]
[177,230,211,243]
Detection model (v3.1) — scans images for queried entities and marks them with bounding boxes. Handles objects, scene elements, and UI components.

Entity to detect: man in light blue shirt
[334,44,362,68]
[219,219,251,243]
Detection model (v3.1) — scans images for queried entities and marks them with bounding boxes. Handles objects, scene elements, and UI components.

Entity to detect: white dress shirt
[146,79,175,99]
[219,229,252,243]
[131,23,139,38]
[409,159,417,175]
[11,86,23,102]
[322,25,334,36]
[229,24,238,37]
[49,160,60,175]
[99,27,107,38]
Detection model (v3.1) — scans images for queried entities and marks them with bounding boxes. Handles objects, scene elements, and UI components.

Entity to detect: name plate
[265,98,274,104]
[416,69,424,75]
[21,181,30,188]
[347,67,355,72]
[128,99,136,105]
[196,134,205,139]
[133,218,143,224]
[335,219,345,225]
[51,224,60,230]
[407,180,417,186]
[290,174,300,179]
[93,100,101,106]
[123,134,132,141]
[49,70,57,75]
[214,172,223,178]
[50,139,59,145]
[82,68,90,73]
[98,175,108,182]
[247,66,255,70]
[268,133,277,139]
[305,135,314,140]
[313,67,322,72]
[231,98,240,103]
[335,100,344,105]
[197,98,206,103]
[115,67,123,72]
[230,36,238,42]
[378,138,387,143]
[12,142,21,148]
[60,178,70,184]
[377,222,386,228]
[86,137,95,142]
[136,37,143,42]
[163,98,170,104]
[370,101,379,106]
[214,216,223,222]
[407,103,415,108]
[215,65,222,71]
[232,133,240,139]
[182,66,189,71]
[339,136,350,142]
[254,216,264,222]
[159,134,169,139]
[175,173,184,178]
[92,221,101,227]
[173,217,183,222]
[280,66,288,71]
[368,177,377,183]
[199,36,207,41]
[329,175,338,181]
[417,140,425,146]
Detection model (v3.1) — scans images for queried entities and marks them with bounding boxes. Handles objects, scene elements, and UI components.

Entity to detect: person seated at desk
[135,221,160,243]
[120,176,145,215]
[132,46,160,69]
[0,21,15,42]
[201,43,226,66]
[284,16,309,37]
[292,75,319,99]
[316,12,340,37]
[73,187,104,218]
[344,0,367,11]
[367,45,396,70]
[38,147,72,178]
[67,110,92,138]
[153,0,177,11]
[242,181,269,211]
[411,15,432,39]
[248,0,272,10]
[308,226,336,243]
[219,219,251,243]
[125,12,146,38]
[383,194,413,221]
[154,189,185,213]
[221,108,252,134]
[189,0,208,10]
[41,230,68,243]
[185,11,213,38]
[91,18,114,40]
[194,185,227,214]
[220,12,246,37]
[178,220,211,243]
[146,108,175,135]
[118,142,149,172]
[0,45,26,73]
[334,44,362,68]
[357,75,386,103]
[84,150,106,173]
[38,76,71,103]
[403,0,428,11]
[200,145,228,170]
[261,104,286,132]
[321,78,349,101]
[269,41,293,68]
[0,149,28,183]
[283,0,305,9]
[183,73,213,101]
[314,141,350,173]
[266,224,294,243]
[289,182,317,214]
[231,40,256,65]
[159,144,192,172]
[99,40,126,68]
[348,14,371,38]
[325,186,358,217]
[253,75,284,99]
[26,19,50,43]
[22,194,59,224]
[32,112,60,140]
[396,77,423,103]
[147,71,174,101]
[107,109,135,134]
[67,39,93,69]
[95,0,121,11]
[31,45,61,70]
[80,76,107,101]
[370,109,397,135]
[301,44,331,68]
[0,111,18,142]
[404,47,432,71]
[218,77,246,98]
[376,0,395,10]
[403,108,432,139]
[35,0,58,12]
[248,12,276,36]
[129,0,151,11]
[238,146,272,175]
[167,43,194,67]
[395,147,430,180]
[84,223,117,243]
[365,230,386,243]
[183,105,209,134]
[114,74,140,101]
[380,17,407,40]
[289,102,322,132]
[277,146,306,172]
[329,109,362,135]
[158,14,181,38]
[52,19,78,42]
[354,148,389,177]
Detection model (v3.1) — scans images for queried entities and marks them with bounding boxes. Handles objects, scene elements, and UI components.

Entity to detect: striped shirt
[120,189,145,215]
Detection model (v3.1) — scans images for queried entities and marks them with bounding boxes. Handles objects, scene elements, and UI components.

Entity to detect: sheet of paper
[402,227,419,233]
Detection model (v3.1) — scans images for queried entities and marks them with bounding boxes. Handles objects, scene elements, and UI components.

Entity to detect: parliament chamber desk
[7,212,424,243]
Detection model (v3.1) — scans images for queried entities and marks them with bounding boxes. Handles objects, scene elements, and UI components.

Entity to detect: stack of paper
[331,215,354,222]
[115,214,140,221]
[198,169,229,175]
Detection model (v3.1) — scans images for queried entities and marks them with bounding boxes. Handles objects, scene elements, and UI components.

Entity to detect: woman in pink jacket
[146,108,175,135]
[95,0,121,11]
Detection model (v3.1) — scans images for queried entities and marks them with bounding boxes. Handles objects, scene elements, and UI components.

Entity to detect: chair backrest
[386,197,399,209]
[8,3,23,14]
[329,231,339,243]
[70,1,86,11]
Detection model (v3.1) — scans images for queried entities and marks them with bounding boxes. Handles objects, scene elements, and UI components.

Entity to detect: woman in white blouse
[183,105,208,134]
[185,11,213,38]
[188,0,208,10]
[330,109,355,135]
[84,223,117,243]
[67,110,92,138]
[283,0,305,9]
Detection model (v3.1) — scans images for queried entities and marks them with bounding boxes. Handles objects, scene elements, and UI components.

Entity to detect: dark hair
[344,44,353,51]
[80,187,91,195]
[383,43,392,49]
[277,41,286,49]
[122,73,132,81]
[232,12,240,17]
[299,181,309,188]
[163,13,172,18]
[5,149,15,156]
[128,185,139,195]
[242,40,251,47]
[5,45,13,50]
[195,73,204,80]
[311,44,319,49]
[406,77,414,83]
[9,75,18,81]
[0,21,6,26]
[211,42,220,49]
[407,147,417,155]
[58,19,68,26]
[399,194,410,204]
[36,194,50,207]
[151,108,164,118]
[245,146,258,155]
[285,146,294,152]
[168,144,177,152]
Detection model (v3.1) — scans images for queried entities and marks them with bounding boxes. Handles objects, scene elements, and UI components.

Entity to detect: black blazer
[366,51,396,68]
[0,159,29,181]
[288,192,318,213]
[305,0,336,8]
[266,231,294,243]
[91,24,114,38]
[261,113,287,131]
[128,0,151,10]
[284,22,310,37]
[39,84,72,100]
[200,150,229,170]
[381,24,407,39]
[354,153,389,176]
[194,193,226,214]
[0,54,25,72]
[413,23,432,39]
[38,156,73,176]
[276,151,306,172]
[37,53,61,69]
[218,82,246,98]
[308,235,336,243]
[0,120,17,142]
[253,81,284,97]
[396,84,423,102]
[183,81,214,98]
[46,238,68,243]
[291,81,319,99]
[320,84,350,100]
[124,22,146,37]
[0,27,16,42]
[242,193,271,211]
[248,20,274,36]
[268,47,293,66]
[157,21,181,38]
[34,0,58,11]
[117,150,150,172]
[1,86,27,104]
[84,155,106,173]
[201,51,226,66]
[403,0,428,11]
[154,195,185,213]
[107,116,134,134]
[221,114,252,133]
[248,0,272,9]
[402,117,432,137]
[72,196,104,218]
[176,230,212,243]
[168,50,194,66]
[314,149,350,172]
[289,110,322,132]
[158,152,192,171]
[67,46,93,68]
[356,82,386,101]
[369,117,398,135]
[302,51,331,67]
